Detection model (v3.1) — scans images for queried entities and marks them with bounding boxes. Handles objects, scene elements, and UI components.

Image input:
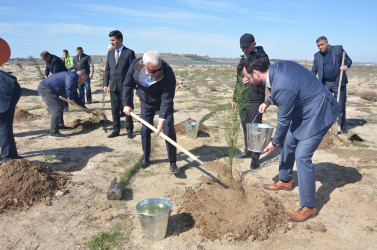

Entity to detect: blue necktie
[147,76,153,86]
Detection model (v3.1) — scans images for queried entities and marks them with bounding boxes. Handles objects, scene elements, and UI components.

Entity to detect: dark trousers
[38,84,64,133]
[78,77,92,104]
[324,81,347,130]
[0,84,21,161]
[110,90,133,132]
[240,102,262,158]
[278,124,332,207]
[140,107,176,162]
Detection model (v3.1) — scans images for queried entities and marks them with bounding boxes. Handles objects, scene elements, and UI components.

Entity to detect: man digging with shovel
[123,50,179,174]
[38,69,90,138]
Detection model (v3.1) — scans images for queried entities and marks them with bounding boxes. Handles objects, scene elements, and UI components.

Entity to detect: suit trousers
[240,102,262,158]
[140,107,176,162]
[325,81,347,130]
[0,83,21,161]
[78,77,92,104]
[278,124,332,207]
[110,90,133,132]
[38,84,64,133]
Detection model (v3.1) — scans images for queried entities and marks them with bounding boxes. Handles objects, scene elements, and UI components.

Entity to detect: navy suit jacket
[311,45,352,85]
[0,70,20,113]
[270,61,339,145]
[39,71,84,107]
[44,54,68,77]
[103,47,136,92]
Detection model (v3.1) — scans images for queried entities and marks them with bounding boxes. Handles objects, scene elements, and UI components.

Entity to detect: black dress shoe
[170,162,180,174]
[108,130,120,138]
[250,159,260,169]
[139,158,150,169]
[127,131,134,139]
[236,151,252,158]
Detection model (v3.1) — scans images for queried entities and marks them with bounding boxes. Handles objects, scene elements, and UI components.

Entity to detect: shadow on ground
[20,146,113,171]
[346,118,367,130]
[270,162,362,212]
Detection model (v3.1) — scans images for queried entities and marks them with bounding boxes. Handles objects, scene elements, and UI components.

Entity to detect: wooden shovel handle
[337,52,346,103]
[59,96,92,114]
[130,111,203,165]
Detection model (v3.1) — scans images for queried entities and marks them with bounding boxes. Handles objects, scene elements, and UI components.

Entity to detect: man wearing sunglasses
[123,50,179,174]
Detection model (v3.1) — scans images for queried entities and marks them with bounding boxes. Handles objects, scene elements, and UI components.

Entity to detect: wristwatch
[271,142,279,147]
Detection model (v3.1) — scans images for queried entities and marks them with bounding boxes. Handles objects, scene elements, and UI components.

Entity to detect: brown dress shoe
[287,206,317,222]
[263,180,293,191]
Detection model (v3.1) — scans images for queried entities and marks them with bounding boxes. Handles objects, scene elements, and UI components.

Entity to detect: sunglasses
[146,64,162,74]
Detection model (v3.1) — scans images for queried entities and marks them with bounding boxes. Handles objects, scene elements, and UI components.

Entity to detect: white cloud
[181,0,246,13]
[42,23,115,36]
[81,4,224,21]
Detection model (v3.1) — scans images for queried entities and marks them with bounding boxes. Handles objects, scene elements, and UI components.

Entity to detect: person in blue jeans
[69,47,94,104]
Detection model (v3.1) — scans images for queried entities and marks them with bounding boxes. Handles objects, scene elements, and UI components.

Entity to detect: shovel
[59,96,95,114]
[130,111,229,189]
[332,52,346,133]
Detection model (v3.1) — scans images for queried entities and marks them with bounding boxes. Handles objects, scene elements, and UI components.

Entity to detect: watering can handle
[252,111,269,125]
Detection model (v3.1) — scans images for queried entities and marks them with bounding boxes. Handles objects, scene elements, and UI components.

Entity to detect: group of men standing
[233,33,351,222]
[1,31,352,222]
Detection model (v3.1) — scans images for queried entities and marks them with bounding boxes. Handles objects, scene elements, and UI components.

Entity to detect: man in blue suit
[312,36,352,133]
[243,53,339,222]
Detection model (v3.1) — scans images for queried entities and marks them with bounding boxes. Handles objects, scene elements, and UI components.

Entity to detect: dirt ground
[0,63,376,249]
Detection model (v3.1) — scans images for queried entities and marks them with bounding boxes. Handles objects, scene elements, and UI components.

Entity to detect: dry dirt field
[0,62,376,249]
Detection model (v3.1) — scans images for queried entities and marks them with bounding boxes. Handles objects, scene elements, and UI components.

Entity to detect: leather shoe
[263,180,293,191]
[108,130,120,138]
[287,206,317,222]
[139,158,150,169]
[236,151,252,158]
[127,131,134,139]
[170,162,180,174]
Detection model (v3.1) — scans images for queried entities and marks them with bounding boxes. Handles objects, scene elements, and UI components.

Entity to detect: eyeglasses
[146,64,162,74]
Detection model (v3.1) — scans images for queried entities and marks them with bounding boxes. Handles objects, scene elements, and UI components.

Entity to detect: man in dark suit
[244,53,339,222]
[123,50,179,174]
[40,51,68,78]
[103,30,136,138]
[0,70,21,166]
[312,36,352,133]
[0,38,21,166]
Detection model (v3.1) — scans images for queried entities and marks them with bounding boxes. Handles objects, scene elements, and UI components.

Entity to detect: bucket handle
[252,111,270,125]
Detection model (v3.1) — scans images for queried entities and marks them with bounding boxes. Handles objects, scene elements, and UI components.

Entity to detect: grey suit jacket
[311,45,352,85]
[103,46,136,92]
[270,61,339,145]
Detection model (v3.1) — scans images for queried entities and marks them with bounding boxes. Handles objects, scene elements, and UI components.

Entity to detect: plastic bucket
[246,123,275,153]
[136,198,172,241]
[184,122,200,138]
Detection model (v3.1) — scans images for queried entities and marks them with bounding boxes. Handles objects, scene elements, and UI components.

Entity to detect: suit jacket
[123,58,176,119]
[45,54,68,77]
[0,70,21,113]
[103,46,136,92]
[311,45,352,85]
[270,61,339,145]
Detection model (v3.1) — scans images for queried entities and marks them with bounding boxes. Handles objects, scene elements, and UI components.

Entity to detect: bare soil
[0,63,376,249]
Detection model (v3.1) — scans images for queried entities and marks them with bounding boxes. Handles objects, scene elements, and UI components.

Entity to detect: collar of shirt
[138,69,153,88]
[266,70,271,89]
[115,45,124,55]
[243,47,258,59]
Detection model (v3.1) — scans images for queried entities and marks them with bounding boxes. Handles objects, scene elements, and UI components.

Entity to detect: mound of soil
[182,161,286,241]
[70,113,110,131]
[175,118,207,135]
[0,159,69,213]
[14,108,40,122]
[176,82,189,92]
[318,130,350,150]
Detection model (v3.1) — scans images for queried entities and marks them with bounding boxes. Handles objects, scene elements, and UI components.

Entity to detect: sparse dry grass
[359,91,377,102]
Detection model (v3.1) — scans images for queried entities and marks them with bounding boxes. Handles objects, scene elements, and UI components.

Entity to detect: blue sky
[1,0,376,62]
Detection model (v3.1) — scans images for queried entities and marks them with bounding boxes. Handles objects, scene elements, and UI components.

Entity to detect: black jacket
[233,46,269,104]
[0,70,21,113]
[44,54,67,77]
[123,58,176,119]
[103,46,135,92]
